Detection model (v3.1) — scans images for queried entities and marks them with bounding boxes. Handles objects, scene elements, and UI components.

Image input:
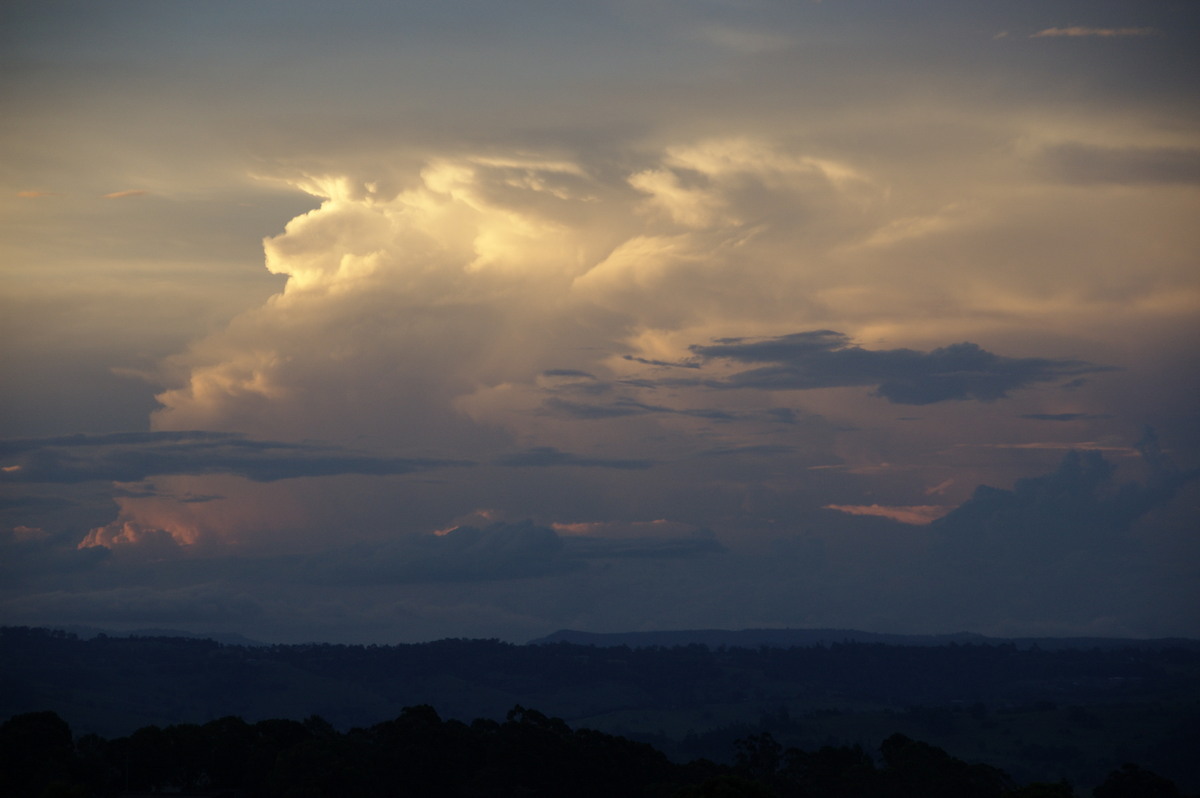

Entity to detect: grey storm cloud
[904,435,1200,631]
[931,431,1196,569]
[690,330,1111,404]
[933,450,1173,546]
[0,431,473,484]
[770,432,1199,635]
[0,533,111,586]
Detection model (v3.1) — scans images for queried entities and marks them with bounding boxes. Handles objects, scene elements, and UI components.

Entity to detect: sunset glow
[2,0,1197,644]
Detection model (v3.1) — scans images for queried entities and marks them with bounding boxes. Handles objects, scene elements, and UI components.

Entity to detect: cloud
[0,495,75,511]
[298,518,725,586]
[541,396,737,422]
[0,585,264,625]
[542,369,598,380]
[564,535,725,559]
[1030,27,1158,38]
[549,518,724,559]
[148,153,642,449]
[789,440,1200,635]
[1,0,1197,644]
[690,330,1111,404]
[101,189,149,199]
[621,355,702,369]
[930,442,1197,570]
[0,431,471,484]
[492,447,652,470]
[692,24,793,55]
[178,493,224,504]
[77,521,186,557]
[299,521,575,585]
[0,528,111,585]
[824,504,953,525]
[1037,143,1200,185]
[697,444,796,457]
[16,190,60,198]
[551,518,702,539]
[1020,413,1112,422]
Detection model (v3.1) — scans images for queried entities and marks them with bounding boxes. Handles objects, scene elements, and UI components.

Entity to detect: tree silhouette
[1093,763,1181,798]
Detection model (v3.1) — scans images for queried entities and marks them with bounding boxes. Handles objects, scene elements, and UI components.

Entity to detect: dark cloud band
[691,331,1112,405]
[0,431,472,484]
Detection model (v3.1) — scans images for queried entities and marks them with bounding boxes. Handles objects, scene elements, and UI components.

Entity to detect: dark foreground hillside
[3,627,1199,792]
[2,706,1191,797]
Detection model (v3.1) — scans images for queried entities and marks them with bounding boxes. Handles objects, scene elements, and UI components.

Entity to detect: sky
[2,0,1198,644]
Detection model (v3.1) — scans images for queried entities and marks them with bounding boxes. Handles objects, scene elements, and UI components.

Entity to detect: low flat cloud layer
[0,432,472,484]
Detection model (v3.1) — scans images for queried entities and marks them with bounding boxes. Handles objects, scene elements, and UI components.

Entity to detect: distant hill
[48,624,265,647]
[4,625,1200,791]
[529,627,1200,651]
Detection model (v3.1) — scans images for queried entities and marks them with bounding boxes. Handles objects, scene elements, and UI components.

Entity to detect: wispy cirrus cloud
[102,189,149,199]
[1030,26,1158,38]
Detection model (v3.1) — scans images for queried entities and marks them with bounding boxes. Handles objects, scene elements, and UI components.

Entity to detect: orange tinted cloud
[552,519,700,539]
[17,190,60,198]
[823,504,952,525]
[78,520,189,553]
[11,525,48,541]
[102,189,149,199]
[924,479,954,496]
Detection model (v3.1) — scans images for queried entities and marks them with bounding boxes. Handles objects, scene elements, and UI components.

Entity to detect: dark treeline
[5,626,1195,721]
[1,706,1190,798]
[4,627,1199,792]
